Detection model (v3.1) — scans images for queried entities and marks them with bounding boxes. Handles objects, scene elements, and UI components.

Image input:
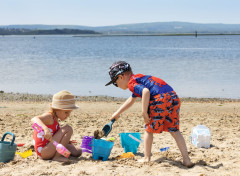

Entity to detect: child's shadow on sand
[59,156,90,165]
[154,157,223,169]
[134,152,144,157]
[193,160,223,169]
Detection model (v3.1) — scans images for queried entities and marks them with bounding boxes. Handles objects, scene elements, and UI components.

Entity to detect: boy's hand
[141,88,150,125]
[111,111,120,121]
[142,112,151,125]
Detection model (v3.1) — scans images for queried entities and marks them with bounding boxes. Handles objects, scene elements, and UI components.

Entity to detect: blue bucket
[119,132,141,154]
[0,132,17,163]
[91,139,114,161]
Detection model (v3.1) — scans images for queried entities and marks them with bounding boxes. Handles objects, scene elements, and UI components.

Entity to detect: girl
[32,90,82,162]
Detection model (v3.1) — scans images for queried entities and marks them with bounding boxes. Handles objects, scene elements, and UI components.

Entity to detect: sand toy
[81,136,94,153]
[106,137,115,142]
[32,123,71,158]
[160,147,170,152]
[119,132,141,154]
[91,138,114,161]
[0,132,17,163]
[190,125,211,148]
[16,149,33,158]
[116,152,135,159]
[102,119,116,137]
[17,143,25,147]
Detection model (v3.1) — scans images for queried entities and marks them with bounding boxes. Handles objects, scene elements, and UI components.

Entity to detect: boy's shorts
[145,91,180,133]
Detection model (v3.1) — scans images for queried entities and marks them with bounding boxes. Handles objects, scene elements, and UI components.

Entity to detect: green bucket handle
[1,132,15,146]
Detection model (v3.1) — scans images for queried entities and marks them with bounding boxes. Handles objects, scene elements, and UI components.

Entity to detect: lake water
[0,35,239,99]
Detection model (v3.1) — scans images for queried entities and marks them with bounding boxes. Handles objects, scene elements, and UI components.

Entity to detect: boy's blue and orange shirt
[128,74,174,99]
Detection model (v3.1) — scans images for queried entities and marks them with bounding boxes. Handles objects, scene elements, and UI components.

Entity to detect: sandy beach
[0,93,240,176]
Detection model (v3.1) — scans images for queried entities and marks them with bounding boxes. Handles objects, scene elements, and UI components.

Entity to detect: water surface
[0,35,239,98]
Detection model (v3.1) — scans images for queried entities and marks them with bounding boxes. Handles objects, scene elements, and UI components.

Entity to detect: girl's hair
[49,107,58,118]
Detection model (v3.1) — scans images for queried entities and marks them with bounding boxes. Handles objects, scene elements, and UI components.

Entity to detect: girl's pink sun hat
[50,90,79,110]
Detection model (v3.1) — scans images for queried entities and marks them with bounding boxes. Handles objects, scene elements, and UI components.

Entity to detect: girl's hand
[43,128,52,141]
[111,111,120,121]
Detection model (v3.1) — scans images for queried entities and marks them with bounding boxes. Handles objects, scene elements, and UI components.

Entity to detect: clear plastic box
[190,125,211,148]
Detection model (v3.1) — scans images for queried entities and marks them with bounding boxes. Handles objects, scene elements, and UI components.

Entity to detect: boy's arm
[111,96,137,120]
[142,88,151,124]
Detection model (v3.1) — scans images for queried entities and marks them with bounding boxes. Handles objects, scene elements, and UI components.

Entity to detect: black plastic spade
[102,119,116,137]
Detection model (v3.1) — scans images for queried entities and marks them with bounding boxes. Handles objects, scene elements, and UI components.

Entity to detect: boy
[105,61,193,167]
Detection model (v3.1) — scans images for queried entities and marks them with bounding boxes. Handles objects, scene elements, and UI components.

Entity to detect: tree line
[0,28,101,35]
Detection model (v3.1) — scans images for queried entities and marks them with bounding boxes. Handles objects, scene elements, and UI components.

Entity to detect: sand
[0,98,240,176]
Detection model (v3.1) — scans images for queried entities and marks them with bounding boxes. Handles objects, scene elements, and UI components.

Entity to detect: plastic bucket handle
[1,132,15,146]
[128,134,143,143]
[32,123,43,133]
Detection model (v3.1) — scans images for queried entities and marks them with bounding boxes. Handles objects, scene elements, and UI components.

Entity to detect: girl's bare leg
[66,144,82,157]
[41,125,73,162]
[170,131,194,167]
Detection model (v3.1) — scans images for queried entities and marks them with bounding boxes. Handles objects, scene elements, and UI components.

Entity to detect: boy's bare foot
[183,161,195,168]
[138,157,150,163]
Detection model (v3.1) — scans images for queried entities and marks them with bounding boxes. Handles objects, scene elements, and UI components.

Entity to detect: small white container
[190,125,211,148]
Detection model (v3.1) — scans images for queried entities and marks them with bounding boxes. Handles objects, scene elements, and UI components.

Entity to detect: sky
[1,0,240,26]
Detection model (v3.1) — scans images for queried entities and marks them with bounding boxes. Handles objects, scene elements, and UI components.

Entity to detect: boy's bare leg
[139,131,153,162]
[170,131,194,167]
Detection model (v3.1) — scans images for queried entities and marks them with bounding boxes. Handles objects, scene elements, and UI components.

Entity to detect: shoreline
[73,33,240,37]
[0,92,239,103]
[2,33,240,37]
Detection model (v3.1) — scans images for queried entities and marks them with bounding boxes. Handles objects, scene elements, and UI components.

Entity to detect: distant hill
[94,22,240,34]
[1,22,240,34]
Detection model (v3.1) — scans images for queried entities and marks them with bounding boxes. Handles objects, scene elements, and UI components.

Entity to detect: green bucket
[0,132,17,163]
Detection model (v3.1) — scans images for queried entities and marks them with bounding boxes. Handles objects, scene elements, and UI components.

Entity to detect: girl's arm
[111,96,137,120]
[142,88,151,124]
[31,113,54,141]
